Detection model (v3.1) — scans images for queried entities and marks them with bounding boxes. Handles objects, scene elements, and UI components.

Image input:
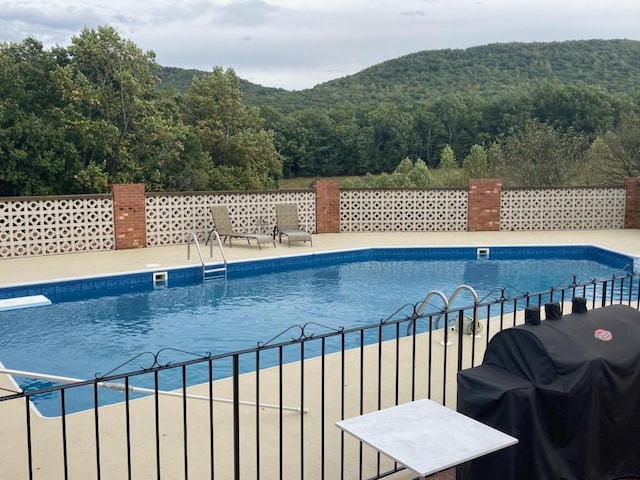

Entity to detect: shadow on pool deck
[428,468,456,479]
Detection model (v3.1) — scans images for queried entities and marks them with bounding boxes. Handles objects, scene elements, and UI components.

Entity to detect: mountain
[157,39,640,111]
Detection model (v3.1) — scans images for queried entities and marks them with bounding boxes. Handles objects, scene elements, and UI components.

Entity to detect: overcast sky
[2,0,639,90]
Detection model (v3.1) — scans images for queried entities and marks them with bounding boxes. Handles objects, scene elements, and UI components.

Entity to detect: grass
[277,177,355,189]
[277,170,465,190]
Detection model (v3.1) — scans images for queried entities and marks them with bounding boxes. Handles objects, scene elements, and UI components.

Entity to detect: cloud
[212,0,280,27]
[1,0,639,90]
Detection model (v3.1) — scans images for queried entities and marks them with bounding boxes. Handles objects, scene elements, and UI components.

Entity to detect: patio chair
[208,206,275,250]
[275,204,313,247]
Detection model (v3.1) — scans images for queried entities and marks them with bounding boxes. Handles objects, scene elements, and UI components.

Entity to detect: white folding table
[336,398,518,478]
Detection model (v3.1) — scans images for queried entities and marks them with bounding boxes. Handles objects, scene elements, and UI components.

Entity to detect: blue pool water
[0,245,634,415]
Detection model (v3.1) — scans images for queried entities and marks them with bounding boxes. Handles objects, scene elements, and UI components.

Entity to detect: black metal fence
[1,272,639,479]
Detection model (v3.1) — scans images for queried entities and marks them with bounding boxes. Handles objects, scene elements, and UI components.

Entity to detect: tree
[0,38,82,195]
[183,67,282,189]
[462,145,489,180]
[341,157,433,188]
[51,26,208,192]
[529,83,622,137]
[0,28,214,194]
[286,109,339,177]
[369,102,417,172]
[438,144,465,187]
[259,106,302,178]
[412,103,440,166]
[438,145,457,169]
[406,159,434,187]
[54,27,158,182]
[327,105,376,175]
[580,114,640,185]
[487,121,588,186]
[433,94,467,147]
[395,157,414,175]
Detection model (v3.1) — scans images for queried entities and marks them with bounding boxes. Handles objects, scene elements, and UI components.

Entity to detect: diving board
[0,295,52,312]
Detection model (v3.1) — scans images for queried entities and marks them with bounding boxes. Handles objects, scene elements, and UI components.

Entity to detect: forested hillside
[159,39,640,110]
[156,39,640,188]
[2,31,640,196]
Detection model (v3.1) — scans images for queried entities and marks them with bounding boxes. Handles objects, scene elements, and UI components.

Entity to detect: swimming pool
[0,245,634,415]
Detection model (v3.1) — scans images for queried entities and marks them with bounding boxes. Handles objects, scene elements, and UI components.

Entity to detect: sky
[2,0,639,91]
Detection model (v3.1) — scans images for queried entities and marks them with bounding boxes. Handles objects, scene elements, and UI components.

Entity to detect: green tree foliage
[327,105,377,175]
[53,26,211,192]
[462,145,489,180]
[233,39,640,111]
[0,28,283,195]
[434,94,468,146]
[236,39,640,183]
[287,109,339,178]
[369,103,417,172]
[54,26,159,184]
[438,145,457,169]
[407,159,434,187]
[529,83,624,137]
[3,32,640,195]
[342,157,433,188]
[0,38,80,195]
[412,103,440,166]
[182,67,282,190]
[487,121,588,186]
[438,145,465,187]
[580,114,640,185]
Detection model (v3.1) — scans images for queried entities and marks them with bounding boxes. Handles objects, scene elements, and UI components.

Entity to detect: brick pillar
[624,177,640,229]
[314,180,341,233]
[111,183,147,249]
[467,179,502,231]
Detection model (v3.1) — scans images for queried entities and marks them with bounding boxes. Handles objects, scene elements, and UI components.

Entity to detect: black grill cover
[457,304,640,480]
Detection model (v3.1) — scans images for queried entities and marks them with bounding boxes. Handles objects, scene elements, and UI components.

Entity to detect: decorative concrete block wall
[501,187,626,230]
[339,188,468,232]
[145,190,316,246]
[0,195,113,257]
[0,179,637,259]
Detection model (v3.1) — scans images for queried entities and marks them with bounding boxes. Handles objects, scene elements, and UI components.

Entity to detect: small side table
[336,398,517,478]
[254,217,271,235]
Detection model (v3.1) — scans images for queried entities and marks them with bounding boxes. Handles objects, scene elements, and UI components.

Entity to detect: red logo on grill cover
[594,329,613,342]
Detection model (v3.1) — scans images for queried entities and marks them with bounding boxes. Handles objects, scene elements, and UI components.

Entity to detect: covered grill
[457,303,640,480]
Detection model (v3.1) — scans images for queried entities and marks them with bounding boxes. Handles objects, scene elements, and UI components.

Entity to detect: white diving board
[0,295,52,312]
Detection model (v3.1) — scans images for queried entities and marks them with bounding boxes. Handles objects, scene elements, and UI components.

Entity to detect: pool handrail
[186,231,228,281]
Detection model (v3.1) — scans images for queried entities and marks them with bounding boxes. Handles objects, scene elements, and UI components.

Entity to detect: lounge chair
[275,204,313,247]
[209,206,275,250]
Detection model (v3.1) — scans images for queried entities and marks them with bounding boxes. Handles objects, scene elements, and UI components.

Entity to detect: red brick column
[468,179,502,231]
[314,180,341,233]
[111,183,147,249]
[624,177,640,229]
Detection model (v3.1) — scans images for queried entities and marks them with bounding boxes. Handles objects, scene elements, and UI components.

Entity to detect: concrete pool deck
[2,229,640,287]
[1,229,640,480]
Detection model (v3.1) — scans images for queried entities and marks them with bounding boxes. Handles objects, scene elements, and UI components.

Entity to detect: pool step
[204,266,227,281]
[188,231,228,283]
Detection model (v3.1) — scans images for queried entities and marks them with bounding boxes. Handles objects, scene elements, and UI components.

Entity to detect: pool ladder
[410,284,481,344]
[187,231,227,281]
